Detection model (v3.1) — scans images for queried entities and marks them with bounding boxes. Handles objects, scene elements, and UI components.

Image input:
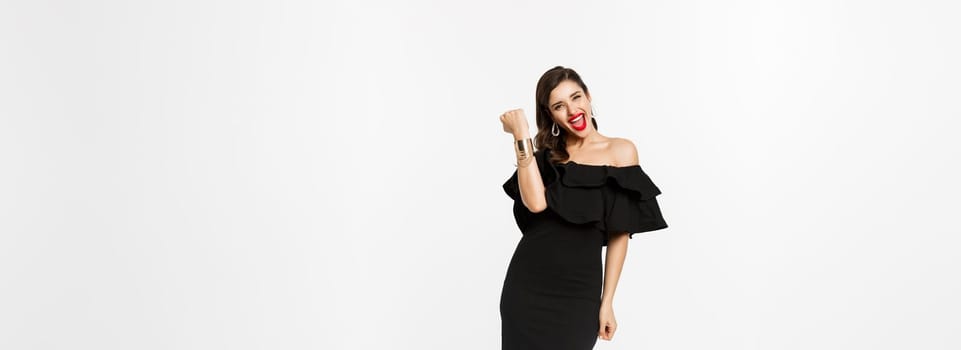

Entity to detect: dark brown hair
[534,66,599,164]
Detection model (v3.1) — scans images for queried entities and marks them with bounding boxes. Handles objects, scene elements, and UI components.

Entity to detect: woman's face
[547,79,593,139]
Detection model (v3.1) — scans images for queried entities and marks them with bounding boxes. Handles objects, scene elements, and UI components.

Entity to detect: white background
[2,0,960,349]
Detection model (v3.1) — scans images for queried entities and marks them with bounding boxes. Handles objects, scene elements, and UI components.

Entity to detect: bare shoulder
[607,137,639,166]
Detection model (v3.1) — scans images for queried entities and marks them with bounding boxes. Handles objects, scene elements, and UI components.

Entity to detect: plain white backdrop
[2,0,959,349]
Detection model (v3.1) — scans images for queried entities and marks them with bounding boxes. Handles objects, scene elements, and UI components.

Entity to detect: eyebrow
[551,91,582,108]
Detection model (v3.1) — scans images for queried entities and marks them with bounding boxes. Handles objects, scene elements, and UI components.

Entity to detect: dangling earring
[551,122,560,136]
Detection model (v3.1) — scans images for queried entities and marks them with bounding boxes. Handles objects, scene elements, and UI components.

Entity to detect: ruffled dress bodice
[503,148,668,246]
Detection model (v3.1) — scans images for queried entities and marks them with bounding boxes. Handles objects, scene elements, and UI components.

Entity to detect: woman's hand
[499,108,530,139]
[598,305,618,341]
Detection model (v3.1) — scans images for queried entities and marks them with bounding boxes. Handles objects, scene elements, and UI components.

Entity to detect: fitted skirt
[500,218,604,350]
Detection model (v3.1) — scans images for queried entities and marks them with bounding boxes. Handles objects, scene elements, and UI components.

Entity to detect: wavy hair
[533,66,598,164]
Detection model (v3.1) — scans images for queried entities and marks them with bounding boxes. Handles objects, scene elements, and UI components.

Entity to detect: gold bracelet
[514,138,534,167]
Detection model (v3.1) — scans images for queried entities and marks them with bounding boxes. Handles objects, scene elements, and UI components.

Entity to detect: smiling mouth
[568,112,587,131]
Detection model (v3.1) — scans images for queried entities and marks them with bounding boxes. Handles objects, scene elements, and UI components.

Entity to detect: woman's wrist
[512,127,530,140]
[514,137,534,167]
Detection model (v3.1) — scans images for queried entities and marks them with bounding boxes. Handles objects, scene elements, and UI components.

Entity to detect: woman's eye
[574,95,580,99]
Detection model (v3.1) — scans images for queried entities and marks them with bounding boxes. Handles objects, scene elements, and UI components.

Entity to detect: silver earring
[551,122,560,136]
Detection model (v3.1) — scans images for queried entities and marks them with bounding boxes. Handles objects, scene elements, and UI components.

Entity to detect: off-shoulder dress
[499,148,668,350]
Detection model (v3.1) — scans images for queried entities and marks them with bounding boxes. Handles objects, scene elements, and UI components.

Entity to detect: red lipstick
[568,112,587,131]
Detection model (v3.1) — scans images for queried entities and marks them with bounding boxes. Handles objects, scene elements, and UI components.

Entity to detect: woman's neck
[565,129,605,150]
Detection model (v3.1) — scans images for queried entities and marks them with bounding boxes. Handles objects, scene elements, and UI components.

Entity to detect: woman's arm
[602,232,629,305]
[501,109,548,213]
[598,137,641,340]
[513,129,547,213]
[599,231,627,340]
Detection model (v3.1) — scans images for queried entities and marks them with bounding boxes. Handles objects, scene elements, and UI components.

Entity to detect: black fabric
[501,149,668,246]
[500,149,668,349]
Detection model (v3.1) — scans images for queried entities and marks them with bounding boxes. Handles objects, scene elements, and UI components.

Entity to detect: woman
[498,66,668,349]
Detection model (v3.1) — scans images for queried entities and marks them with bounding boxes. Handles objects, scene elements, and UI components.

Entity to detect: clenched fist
[499,109,530,138]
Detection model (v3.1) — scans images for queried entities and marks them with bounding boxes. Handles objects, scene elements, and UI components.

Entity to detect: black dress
[500,148,668,350]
